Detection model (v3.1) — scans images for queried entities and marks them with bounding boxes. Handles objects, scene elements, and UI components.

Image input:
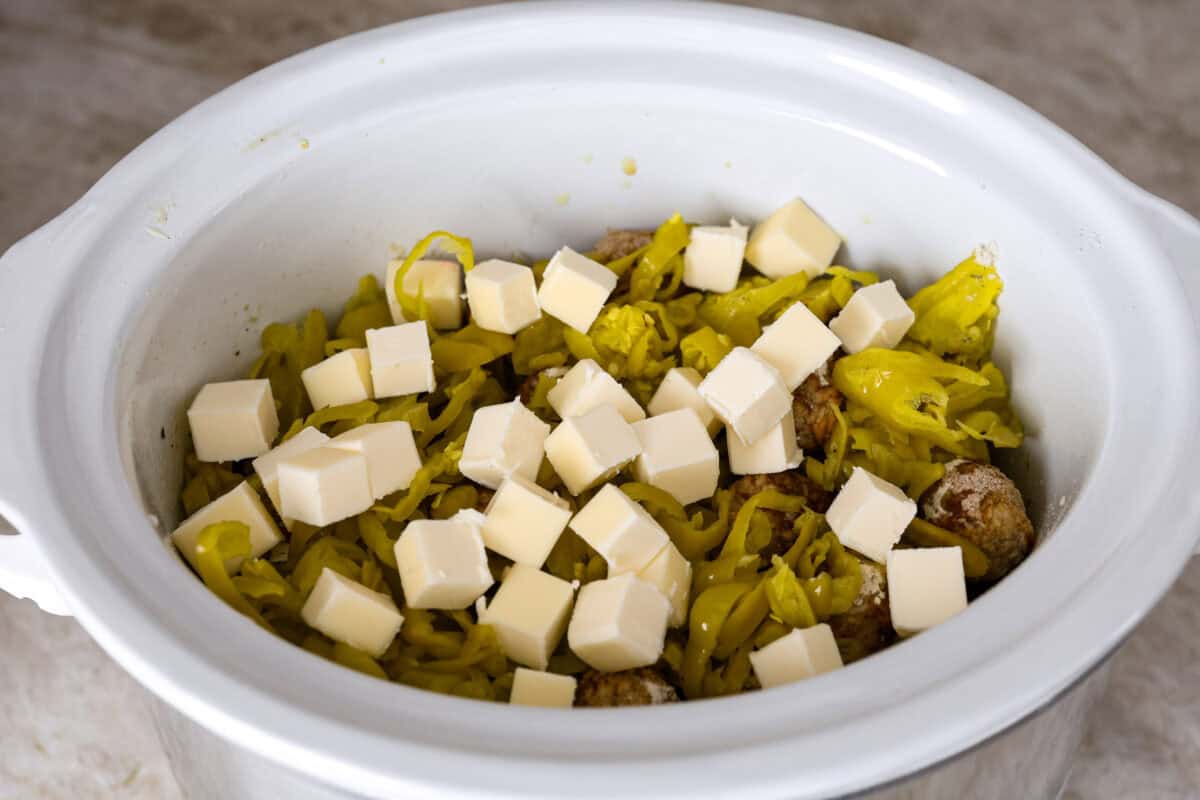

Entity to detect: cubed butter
[646,367,719,436]
[170,482,282,573]
[547,358,645,423]
[749,624,843,689]
[509,667,577,708]
[750,302,841,390]
[825,467,916,563]
[394,518,493,610]
[697,347,791,446]
[385,258,463,330]
[481,564,575,669]
[569,484,670,575]
[828,280,915,353]
[300,567,404,658]
[481,474,572,566]
[887,547,968,637]
[300,349,374,411]
[187,379,278,462]
[567,574,671,672]
[460,400,550,490]
[365,322,435,397]
[634,541,691,628]
[544,404,642,495]
[727,407,803,475]
[277,447,374,527]
[465,259,541,334]
[683,219,749,293]
[631,409,719,505]
[252,426,331,515]
[328,421,421,499]
[536,247,617,333]
[745,197,842,279]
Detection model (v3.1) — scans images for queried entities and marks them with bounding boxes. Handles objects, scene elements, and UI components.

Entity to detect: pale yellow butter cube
[567,574,671,672]
[745,197,842,279]
[171,482,282,573]
[251,427,331,528]
[749,624,843,689]
[394,518,493,610]
[536,247,617,333]
[300,567,404,658]
[887,547,968,637]
[509,668,577,708]
[277,447,374,527]
[385,258,463,330]
[328,421,421,499]
[465,259,541,334]
[186,379,278,462]
[697,347,791,446]
[300,349,374,411]
[460,400,550,490]
[751,302,842,390]
[828,280,915,353]
[647,367,719,436]
[365,322,435,398]
[547,358,645,423]
[481,474,572,566]
[635,542,691,628]
[544,405,642,495]
[481,564,575,669]
[569,484,669,575]
[727,407,803,475]
[631,409,719,506]
[683,219,748,293]
[825,467,916,563]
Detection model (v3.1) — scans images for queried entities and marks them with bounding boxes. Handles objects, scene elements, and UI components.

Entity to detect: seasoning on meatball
[919,459,1035,582]
[728,471,833,557]
[793,358,845,451]
[592,229,654,263]
[829,562,895,663]
[575,667,680,707]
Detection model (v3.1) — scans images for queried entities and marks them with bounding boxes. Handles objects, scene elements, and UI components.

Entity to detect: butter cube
[170,482,282,573]
[465,259,541,334]
[536,247,617,333]
[751,302,842,390]
[301,349,374,411]
[547,358,645,424]
[481,474,572,566]
[745,197,842,279]
[749,624,843,689]
[277,447,374,527]
[394,518,493,610]
[634,541,691,628]
[887,547,968,637]
[252,426,331,517]
[481,564,575,669]
[544,405,642,495]
[569,484,670,575]
[727,407,803,475]
[385,258,463,330]
[646,367,719,436]
[631,409,719,506]
[509,668,577,708]
[366,322,435,397]
[460,400,550,490]
[697,347,791,445]
[828,280,915,353]
[300,567,404,658]
[825,467,916,563]
[328,421,421,499]
[683,219,749,293]
[187,379,278,462]
[567,574,671,672]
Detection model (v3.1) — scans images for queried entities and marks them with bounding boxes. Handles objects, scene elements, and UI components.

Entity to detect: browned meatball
[793,359,844,451]
[575,667,679,707]
[592,229,654,263]
[728,471,833,556]
[829,562,895,663]
[920,459,1035,581]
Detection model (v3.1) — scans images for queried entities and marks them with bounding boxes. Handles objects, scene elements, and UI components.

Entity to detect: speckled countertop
[1,1,1197,798]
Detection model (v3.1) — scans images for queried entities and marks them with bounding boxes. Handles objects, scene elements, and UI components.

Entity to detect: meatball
[728,471,833,557]
[829,562,895,663]
[919,459,1035,581]
[592,229,654,263]
[575,667,679,707]
[474,487,495,513]
[793,359,844,451]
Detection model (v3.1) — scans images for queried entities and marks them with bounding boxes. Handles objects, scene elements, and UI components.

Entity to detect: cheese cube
[394,518,493,609]
[536,247,617,333]
[509,668,577,708]
[544,405,642,495]
[567,574,671,672]
[683,219,749,293]
[481,564,575,669]
[825,467,916,563]
[465,259,541,334]
[745,197,842,279]
[187,379,278,462]
[749,624,843,689]
[697,347,791,445]
[569,484,670,574]
[301,349,374,411]
[328,421,421,499]
[170,482,282,573]
[828,280,915,353]
[365,322,435,397]
[727,407,803,475]
[634,541,691,628]
[252,426,331,517]
[481,474,572,566]
[300,567,404,658]
[277,447,374,527]
[646,367,719,436]
[459,400,550,490]
[547,358,645,423]
[385,258,463,330]
[750,302,841,390]
[631,409,719,506]
[887,547,968,637]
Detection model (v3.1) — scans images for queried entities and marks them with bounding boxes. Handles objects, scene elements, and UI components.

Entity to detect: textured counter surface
[1,1,1197,798]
